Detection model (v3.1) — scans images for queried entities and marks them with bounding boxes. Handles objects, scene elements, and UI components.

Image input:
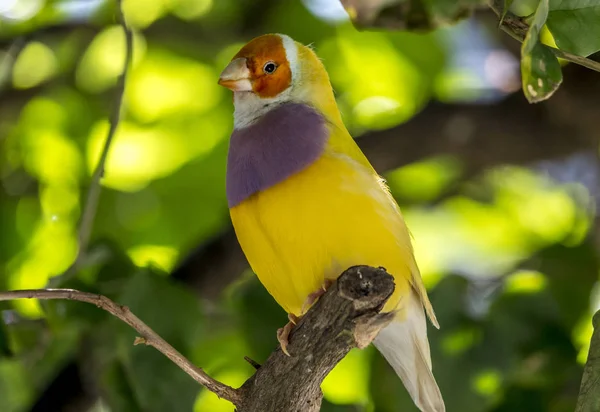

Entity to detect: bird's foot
[277,280,335,356]
[277,313,300,356]
[301,279,335,314]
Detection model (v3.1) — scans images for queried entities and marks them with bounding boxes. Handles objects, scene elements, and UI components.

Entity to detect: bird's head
[218,34,338,128]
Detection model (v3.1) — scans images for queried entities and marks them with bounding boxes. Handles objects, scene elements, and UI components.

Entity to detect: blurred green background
[1,0,600,411]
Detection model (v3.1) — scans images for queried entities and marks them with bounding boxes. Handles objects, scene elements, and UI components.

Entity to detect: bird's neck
[226,102,329,208]
[233,91,289,129]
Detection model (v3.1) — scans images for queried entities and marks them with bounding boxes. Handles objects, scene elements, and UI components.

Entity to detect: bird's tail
[373,290,445,412]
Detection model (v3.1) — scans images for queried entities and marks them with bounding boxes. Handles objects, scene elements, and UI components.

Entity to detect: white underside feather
[373,290,445,412]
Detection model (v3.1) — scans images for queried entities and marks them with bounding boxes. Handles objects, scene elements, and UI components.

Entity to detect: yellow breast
[230,149,417,317]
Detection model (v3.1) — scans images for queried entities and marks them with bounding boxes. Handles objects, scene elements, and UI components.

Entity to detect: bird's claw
[301,279,334,314]
[277,280,334,356]
[277,313,299,356]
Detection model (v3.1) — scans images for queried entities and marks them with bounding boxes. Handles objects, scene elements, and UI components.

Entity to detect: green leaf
[521,42,563,102]
[523,0,551,55]
[547,0,600,57]
[521,0,563,103]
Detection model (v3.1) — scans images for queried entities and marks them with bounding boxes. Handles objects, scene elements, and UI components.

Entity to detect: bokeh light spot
[504,270,547,294]
[172,0,213,20]
[76,26,146,93]
[322,348,370,405]
[194,369,246,412]
[386,156,462,202]
[87,121,188,191]
[12,41,58,89]
[442,327,481,356]
[319,27,425,131]
[435,69,485,102]
[122,0,167,28]
[39,183,80,220]
[21,130,83,184]
[128,245,179,272]
[127,50,222,123]
[472,370,502,396]
[0,0,42,20]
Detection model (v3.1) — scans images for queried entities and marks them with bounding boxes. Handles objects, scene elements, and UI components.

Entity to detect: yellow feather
[231,137,413,317]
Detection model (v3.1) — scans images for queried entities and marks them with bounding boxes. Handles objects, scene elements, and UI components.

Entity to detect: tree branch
[489,0,600,73]
[0,266,394,411]
[76,1,132,259]
[576,310,600,412]
[50,0,132,286]
[0,288,242,405]
[239,265,395,411]
[338,0,600,72]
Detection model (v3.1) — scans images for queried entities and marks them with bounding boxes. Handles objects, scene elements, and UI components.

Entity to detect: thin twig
[489,0,600,73]
[78,0,132,257]
[0,289,242,405]
[51,0,133,286]
[243,356,261,370]
[551,48,600,73]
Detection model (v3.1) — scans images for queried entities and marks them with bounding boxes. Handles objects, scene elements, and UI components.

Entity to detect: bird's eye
[263,62,277,74]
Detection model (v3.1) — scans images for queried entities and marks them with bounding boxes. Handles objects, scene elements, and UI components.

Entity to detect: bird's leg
[301,279,335,314]
[277,280,335,356]
[277,313,300,356]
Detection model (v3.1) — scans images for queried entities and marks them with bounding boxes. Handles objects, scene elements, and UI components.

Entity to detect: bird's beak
[218,58,253,92]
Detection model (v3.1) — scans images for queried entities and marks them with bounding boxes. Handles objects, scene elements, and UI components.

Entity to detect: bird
[218,33,445,412]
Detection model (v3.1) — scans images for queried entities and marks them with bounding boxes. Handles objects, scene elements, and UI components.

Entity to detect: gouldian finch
[218,34,445,412]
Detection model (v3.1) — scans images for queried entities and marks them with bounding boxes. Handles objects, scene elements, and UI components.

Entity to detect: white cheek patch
[278,34,299,83]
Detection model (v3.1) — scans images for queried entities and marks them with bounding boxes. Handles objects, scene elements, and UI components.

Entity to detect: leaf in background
[100,359,144,412]
[340,0,483,31]
[4,314,85,410]
[424,0,486,27]
[547,0,600,57]
[0,321,11,357]
[230,273,287,361]
[0,359,34,412]
[535,242,599,330]
[521,0,563,103]
[95,269,205,412]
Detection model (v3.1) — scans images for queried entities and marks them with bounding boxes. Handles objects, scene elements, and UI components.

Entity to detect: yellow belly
[230,151,417,317]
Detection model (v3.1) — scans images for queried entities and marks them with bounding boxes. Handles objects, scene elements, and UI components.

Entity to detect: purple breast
[226,103,329,208]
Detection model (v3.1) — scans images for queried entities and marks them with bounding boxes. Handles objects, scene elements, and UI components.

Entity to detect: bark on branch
[237,266,395,411]
[0,266,395,411]
[576,310,600,412]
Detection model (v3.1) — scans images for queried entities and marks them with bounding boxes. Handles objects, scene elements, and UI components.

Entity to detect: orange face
[219,34,292,98]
